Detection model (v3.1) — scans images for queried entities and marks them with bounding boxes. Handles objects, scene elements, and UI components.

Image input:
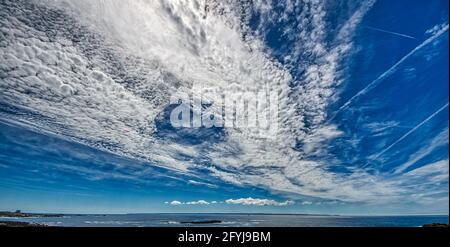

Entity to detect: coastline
[0,211,64,218]
[0,211,448,227]
[0,221,48,227]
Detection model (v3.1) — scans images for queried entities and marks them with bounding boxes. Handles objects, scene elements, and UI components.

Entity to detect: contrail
[328,24,449,122]
[373,103,449,160]
[366,26,418,40]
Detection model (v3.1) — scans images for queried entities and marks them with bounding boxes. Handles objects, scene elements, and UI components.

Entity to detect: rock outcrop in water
[0,221,48,227]
[422,223,449,227]
[0,211,63,218]
[180,220,222,225]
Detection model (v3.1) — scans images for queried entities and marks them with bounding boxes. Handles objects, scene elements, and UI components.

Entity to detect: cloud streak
[365,26,417,40]
[374,103,449,161]
[329,23,449,121]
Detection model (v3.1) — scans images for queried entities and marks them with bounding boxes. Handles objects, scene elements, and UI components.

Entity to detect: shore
[0,211,448,227]
[0,211,64,218]
[0,221,48,227]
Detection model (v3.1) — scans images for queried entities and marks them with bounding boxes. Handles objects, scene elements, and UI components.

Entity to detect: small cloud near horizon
[166,197,295,206]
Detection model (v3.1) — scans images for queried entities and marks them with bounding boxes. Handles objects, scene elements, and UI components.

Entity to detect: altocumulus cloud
[0,0,381,203]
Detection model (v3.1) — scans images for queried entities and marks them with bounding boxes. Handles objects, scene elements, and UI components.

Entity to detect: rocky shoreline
[0,211,57,227]
[0,211,448,227]
[422,223,449,227]
[180,220,222,224]
[0,221,48,227]
[0,211,64,218]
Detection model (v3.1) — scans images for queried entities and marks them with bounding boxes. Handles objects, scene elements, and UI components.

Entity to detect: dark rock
[0,211,29,217]
[0,211,63,218]
[180,220,222,224]
[0,221,48,227]
[422,223,449,227]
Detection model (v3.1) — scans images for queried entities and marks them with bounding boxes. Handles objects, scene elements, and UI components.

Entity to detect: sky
[0,0,448,215]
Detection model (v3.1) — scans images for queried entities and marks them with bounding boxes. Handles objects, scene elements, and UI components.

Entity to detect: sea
[0,214,448,227]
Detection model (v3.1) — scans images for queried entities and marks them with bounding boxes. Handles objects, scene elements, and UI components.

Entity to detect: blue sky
[0,0,448,215]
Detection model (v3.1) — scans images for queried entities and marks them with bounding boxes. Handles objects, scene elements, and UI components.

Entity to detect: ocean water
[1,214,448,227]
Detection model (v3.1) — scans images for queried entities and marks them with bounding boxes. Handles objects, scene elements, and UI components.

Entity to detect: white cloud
[404,159,449,182]
[394,129,449,174]
[187,180,218,188]
[167,198,295,207]
[186,200,210,205]
[225,197,294,206]
[168,200,210,205]
[170,200,183,206]
[426,23,449,36]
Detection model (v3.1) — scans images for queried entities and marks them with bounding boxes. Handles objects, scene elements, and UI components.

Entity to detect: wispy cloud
[187,180,218,188]
[393,129,449,174]
[365,26,417,40]
[373,103,449,161]
[329,23,449,120]
[404,159,449,182]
